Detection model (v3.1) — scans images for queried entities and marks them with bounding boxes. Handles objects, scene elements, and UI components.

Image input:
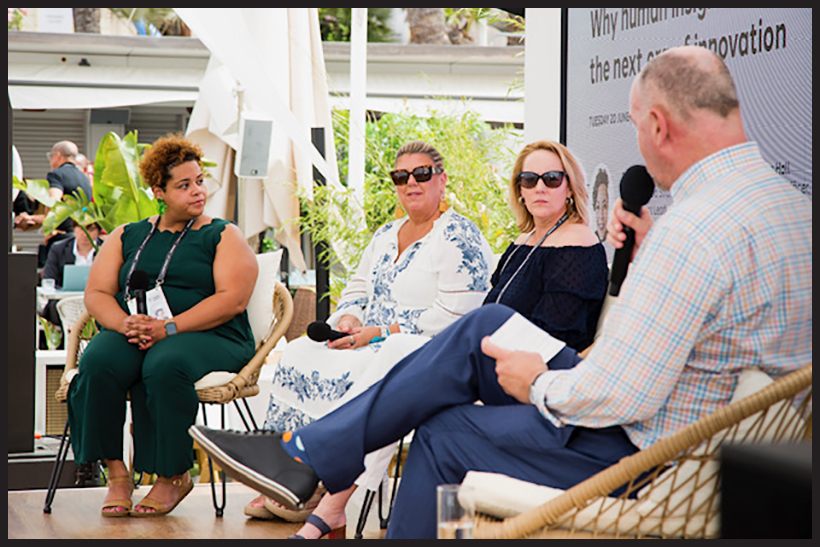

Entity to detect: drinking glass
[437,484,475,539]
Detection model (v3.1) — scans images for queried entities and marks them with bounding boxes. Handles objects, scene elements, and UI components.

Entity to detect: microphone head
[620,166,656,207]
[307,321,332,342]
[131,269,151,291]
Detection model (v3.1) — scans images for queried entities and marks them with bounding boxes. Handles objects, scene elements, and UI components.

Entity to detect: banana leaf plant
[91,130,160,233]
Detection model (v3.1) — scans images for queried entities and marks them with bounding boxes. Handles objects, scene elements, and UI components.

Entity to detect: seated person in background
[246,141,495,529]
[68,134,258,518]
[249,140,608,539]
[39,221,104,345]
[41,220,103,290]
[191,46,811,539]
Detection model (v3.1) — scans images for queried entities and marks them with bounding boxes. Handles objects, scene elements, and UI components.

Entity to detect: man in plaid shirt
[190,46,811,539]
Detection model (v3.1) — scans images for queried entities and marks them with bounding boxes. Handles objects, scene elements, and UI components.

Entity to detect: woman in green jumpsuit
[68,135,258,518]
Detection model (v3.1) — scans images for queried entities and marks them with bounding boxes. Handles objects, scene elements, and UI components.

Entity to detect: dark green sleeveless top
[116,218,255,349]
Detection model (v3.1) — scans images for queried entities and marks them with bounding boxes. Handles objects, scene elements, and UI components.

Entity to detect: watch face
[165,321,178,336]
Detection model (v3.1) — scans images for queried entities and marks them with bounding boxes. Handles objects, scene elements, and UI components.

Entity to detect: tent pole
[312,127,331,322]
[348,8,368,209]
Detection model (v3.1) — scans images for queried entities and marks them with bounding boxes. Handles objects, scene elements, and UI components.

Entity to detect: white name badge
[127,285,174,320]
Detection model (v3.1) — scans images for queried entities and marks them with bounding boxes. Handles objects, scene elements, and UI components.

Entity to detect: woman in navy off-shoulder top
[484,140,608,353]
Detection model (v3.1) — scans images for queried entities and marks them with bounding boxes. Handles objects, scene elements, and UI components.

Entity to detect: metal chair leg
[355,436,407,536]
[239,398,260,431]
[43,419,71,514]
[201,403,227,517]
[355,490,378,539]
[200,399,259,517]
[378,436,405,530]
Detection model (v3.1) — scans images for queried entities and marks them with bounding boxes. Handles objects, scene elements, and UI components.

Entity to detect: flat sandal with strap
[130,474,194,518]
[289,514,346,540]
[101,476,135,518]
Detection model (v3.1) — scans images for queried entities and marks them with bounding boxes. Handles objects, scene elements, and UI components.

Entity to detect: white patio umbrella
[176,7,341,273]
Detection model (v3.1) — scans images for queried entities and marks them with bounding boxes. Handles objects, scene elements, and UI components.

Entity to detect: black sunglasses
[517,171,567,189]
[390,165,443,186]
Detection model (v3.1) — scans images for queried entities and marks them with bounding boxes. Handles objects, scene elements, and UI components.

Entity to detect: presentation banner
[563,8,812,257]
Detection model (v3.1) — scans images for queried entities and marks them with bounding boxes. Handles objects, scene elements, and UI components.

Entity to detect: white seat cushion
[461,470,717,538]
[194,371,238,391]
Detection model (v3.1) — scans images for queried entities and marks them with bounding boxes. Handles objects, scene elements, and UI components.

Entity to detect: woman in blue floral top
[245,141,495,520]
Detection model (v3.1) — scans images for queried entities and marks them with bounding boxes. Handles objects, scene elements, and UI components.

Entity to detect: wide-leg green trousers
[67,329,253,477]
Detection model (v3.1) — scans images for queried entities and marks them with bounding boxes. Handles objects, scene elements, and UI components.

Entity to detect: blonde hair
[395,141,445,170]
[509,141,590,233]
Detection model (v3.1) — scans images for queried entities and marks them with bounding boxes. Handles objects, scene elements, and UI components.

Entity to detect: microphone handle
[609,199,641,297]
[134,289,148,315]
[608,226,634,297]
[326,328,349,342]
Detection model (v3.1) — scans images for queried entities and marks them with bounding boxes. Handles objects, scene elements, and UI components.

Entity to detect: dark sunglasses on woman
[517,171,567,189]
[390,165,443,186]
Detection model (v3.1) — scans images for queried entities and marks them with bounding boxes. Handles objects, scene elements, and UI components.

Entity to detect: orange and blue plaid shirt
[531,143,812,450]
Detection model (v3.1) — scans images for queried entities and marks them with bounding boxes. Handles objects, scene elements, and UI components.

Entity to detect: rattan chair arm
[62,311,91,376]
[225,281,294,394]
[475,364,812,539]
[55,311,94,402]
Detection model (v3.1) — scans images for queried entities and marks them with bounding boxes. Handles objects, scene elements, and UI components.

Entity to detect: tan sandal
[244,495,277,520]
[101,476,134,518]
[263,484,326,522]
[130,474,194,518]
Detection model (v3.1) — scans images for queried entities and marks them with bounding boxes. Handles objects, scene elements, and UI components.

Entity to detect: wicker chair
[43,278,294,516]
[471,365,812,539]
[55,295,87,337]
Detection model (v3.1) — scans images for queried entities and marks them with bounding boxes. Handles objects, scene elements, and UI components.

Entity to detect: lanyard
[124,216,195,301]
[494,214,568,305]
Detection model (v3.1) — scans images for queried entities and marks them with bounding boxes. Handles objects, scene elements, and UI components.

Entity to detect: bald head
[51,141,79,159]
[629,46,748,190]
[636,46,740,122]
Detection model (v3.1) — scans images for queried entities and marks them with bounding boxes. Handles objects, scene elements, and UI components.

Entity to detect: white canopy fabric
[7,63,201,110]
[176,7,341,272]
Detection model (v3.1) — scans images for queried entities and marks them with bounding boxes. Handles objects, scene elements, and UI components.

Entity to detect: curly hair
[139,134,204,190]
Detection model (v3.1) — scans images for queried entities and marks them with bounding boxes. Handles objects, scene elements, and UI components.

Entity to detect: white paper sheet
[487,313,566,363]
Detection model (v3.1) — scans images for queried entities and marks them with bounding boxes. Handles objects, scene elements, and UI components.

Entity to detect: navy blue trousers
[296,304,639,539]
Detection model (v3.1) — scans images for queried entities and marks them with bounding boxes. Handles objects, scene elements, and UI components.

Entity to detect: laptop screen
[61,264,91,292]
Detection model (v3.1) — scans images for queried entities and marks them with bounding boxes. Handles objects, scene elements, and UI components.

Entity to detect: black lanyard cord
[124,216,195,301]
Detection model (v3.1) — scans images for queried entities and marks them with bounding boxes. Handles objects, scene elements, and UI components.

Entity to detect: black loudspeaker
[720,442,811,539]
[236,117,273,178]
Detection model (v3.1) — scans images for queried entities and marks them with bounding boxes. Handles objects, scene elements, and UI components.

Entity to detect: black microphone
[307,321,349,343]
[131,269,151,315]
[608,166,655,297]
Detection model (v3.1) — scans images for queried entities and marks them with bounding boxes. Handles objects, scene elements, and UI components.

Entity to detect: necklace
[493,214,568,304]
